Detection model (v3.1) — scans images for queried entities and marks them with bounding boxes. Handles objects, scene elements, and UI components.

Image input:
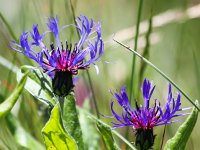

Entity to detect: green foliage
[0,114,45,150]
[17,65,85,149]
[85,110,136,150]
[0,71,28,118]
[79,99,100,150]
[17,65,55,106]
[0,118,26,150]
[96,119,120,150]
[0,12,17,41]
[164,100,199,150]
[42,104,78,150]
[7,114,45,150]
[61,93,84,149]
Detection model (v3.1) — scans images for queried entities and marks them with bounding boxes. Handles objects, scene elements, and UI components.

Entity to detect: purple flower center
[42,42,88,76]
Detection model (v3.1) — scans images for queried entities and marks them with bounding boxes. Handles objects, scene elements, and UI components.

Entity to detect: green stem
[64,0,75,42]
[126,1,144,146]
[113,39,200,111]
[138,17,152,90]
[49,0,54,43]
[129,0,144,102]
[69,0,79,38]
[160,125,166,150]
[192,49,200,98]
[0,12,17,41]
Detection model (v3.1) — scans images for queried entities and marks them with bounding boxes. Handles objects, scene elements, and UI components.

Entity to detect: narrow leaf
[79,99,100,150]
[16,65,55,106]
[42,104,78,150]
[164,100,199,150]
[5,114,45,150]
[0,118,24,150]
[0,12,17,41]
[61,92,84,149]
[96,119,120,150]
[0,71,28,118]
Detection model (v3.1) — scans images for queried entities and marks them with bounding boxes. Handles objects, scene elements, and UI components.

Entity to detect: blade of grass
[0,12,19,97]
[160,125,166,150]
[0,12,17,41]
[49,0,54,43]
[32,0,44,30]
[129,0,144,102]
[69,0,79,38]
[113,39,200,111]
[127,0,144,146]
[69,0,100,118]
[192,49,200,98]
[64,0,75,42]
[138,16,152,88]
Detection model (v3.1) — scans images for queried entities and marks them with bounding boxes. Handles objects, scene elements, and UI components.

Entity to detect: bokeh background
[0,0,200,149]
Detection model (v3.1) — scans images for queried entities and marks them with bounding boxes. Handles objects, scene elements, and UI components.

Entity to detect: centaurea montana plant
[110,79,189,150]
[11,15,104,96]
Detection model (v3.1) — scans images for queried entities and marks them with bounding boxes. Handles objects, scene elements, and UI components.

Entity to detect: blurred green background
[0,0,200,149]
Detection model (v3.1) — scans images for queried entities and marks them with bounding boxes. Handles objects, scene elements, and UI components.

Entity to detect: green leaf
[164,100,199,150]
[0,71,28,118]
[16,65,55,106]
[79,99,100,150]
[42,104,78,150]
[96,119,120,150]
[61,92,84,149]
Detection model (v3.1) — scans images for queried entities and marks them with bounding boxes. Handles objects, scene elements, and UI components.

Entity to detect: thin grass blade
[113,39,200,111]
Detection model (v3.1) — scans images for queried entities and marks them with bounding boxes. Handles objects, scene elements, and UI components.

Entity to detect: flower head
[11,15,104,96]
[110,79,189,149]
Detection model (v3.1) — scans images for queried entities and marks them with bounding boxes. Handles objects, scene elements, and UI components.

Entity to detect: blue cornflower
[11,15,104,96]
[110,79,189,149]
